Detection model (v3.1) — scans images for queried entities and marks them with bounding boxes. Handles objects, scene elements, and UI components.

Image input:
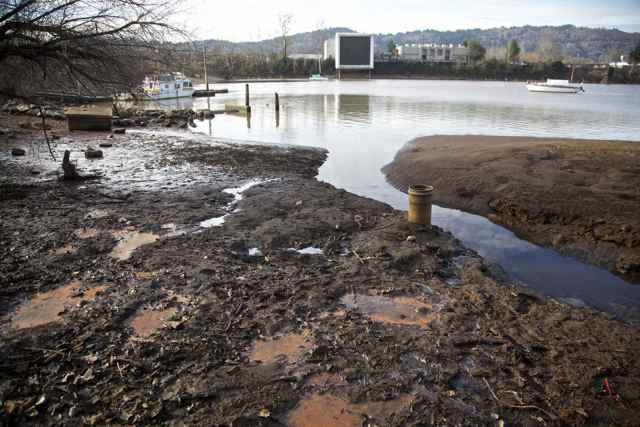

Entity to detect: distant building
[609,54,630,69]
[396,43,470,64]
[323,38,335,60]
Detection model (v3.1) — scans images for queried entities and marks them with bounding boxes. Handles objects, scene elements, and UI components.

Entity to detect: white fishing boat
[142,72,195,100]
[526,79,584,94]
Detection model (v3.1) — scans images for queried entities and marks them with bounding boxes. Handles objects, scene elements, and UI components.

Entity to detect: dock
[65,104,113,131]
[192,89,229,98]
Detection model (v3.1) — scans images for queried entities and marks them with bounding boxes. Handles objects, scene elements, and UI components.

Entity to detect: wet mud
[2,125,640,426]
[383,135,640,282]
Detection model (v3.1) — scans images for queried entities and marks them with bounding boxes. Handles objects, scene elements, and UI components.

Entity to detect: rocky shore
[2,127,640,426]
[383,135,640,282]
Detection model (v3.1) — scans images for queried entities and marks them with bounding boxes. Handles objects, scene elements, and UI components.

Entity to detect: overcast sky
[182,0,640,41]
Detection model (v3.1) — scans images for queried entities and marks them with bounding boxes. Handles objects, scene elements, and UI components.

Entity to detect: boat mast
[318,55,322,75]
[203,42,209,91]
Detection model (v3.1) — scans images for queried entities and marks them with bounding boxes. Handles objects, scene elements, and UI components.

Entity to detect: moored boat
[142,72,195,100]
[526,79,584,94]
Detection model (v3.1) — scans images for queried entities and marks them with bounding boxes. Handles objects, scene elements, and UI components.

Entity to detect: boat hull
[146,89,195,100]
[526,84,581,94]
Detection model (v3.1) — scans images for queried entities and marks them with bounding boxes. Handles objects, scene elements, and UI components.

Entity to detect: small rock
[11,148,26,156]
[113,128,126,134]
[85,148,103,159]
[295,200,303,207]
[99,142,113,148]
[406,235,417,242]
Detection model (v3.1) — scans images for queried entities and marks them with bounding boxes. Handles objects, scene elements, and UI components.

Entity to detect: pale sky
[182,0,640,41]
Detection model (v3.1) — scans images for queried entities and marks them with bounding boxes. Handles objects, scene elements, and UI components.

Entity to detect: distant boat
[526,79,584,94]
[309,56,329,81]
[142,72,195,99]
[309,74,329,81]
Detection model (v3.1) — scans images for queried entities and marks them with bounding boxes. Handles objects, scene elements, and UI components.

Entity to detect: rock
[113,128,126,134]
[11,148,26,156]
[406,235,417,242]
[99,142,113,148]
[85,148,103,159]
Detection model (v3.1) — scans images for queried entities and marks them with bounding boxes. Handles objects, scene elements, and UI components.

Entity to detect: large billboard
[335,33,374,70]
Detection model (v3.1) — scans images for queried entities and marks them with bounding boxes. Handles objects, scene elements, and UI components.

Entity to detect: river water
[155,80,640,321]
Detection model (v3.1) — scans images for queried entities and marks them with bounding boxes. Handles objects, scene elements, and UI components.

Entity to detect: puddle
[74,228,99,239]
[10,282,108,330]
[287,393,413,427]
[248,247,263,257]
[200,179,272,228]
[110,231,159,260]
[289,247,324,256]
[49,244,77,256]
[130,307,177,339]
[248,332,313,364]
[341,294,443,328]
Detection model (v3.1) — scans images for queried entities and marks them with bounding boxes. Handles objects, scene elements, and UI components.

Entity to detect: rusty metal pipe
[408,184,433,225]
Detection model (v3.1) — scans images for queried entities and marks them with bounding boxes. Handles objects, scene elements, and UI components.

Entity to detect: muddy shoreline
[383,135,640,283]
[2,127,640,425]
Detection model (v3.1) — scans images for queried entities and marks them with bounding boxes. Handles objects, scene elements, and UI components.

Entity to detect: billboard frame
[335,33,374,70]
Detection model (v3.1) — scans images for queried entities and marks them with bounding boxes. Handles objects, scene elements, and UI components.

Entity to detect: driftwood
[61,150,81,180]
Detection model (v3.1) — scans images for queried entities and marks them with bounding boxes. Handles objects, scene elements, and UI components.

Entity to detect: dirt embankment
[1,129,640,426]
[383,135,640,282]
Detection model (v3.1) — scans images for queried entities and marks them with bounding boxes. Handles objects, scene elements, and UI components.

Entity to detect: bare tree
[0,0,187,99]
[277,13,293,59]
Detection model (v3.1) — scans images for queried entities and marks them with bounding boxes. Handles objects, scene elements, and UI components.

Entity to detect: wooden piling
[275,92,280,111]
[245,84,251,114]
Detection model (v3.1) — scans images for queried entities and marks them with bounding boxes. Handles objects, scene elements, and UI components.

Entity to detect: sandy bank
[1,129,640,425]
[383,135,640,282]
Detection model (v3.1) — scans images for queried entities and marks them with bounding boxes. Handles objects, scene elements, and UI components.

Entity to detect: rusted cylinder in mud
[408,184,433,226]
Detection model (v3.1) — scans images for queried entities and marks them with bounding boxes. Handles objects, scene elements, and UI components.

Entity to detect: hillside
[201,25,639,63]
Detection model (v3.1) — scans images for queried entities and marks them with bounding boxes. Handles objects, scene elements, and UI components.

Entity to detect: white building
[609,54,630,69]
[396,43,470,64]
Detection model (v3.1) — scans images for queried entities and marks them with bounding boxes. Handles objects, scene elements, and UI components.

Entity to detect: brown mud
[2,124,640,425]
[383,135,640,282]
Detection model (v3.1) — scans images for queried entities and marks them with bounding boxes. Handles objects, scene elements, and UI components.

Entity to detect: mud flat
[383,135,640,282]
[2,128,640,425]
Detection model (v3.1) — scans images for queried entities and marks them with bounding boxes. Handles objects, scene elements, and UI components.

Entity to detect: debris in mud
[110,231,159,260]
[11,148,26,156]
[341,293,443,327]
[10,282,108,330]
[249,332,314,364]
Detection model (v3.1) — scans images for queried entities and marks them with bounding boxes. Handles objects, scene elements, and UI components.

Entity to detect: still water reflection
[154,80,640,321]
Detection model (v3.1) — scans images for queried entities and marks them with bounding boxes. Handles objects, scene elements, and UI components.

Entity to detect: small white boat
[142,72,195,100]
[526,79,584,94]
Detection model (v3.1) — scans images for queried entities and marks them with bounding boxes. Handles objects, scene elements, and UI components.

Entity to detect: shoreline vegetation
[183,57,640,85]
[2,119,640,425]
[383,135,640,283]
